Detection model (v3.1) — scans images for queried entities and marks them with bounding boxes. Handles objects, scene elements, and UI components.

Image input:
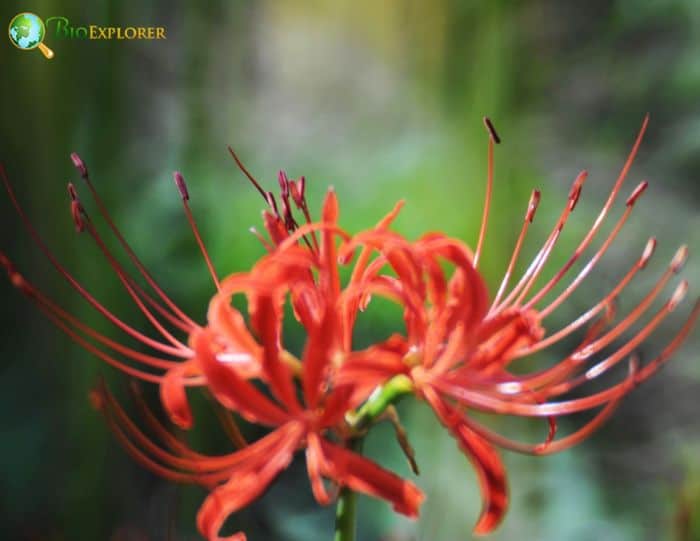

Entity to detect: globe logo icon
[8,12,54,59]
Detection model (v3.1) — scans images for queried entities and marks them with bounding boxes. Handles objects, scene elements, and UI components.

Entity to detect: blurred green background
[2,1,700,540]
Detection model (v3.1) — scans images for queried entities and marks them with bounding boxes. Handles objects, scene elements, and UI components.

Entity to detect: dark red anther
[70,152,88,178]
[670,280,689,310]
[526,190,541,223]
[483,117,501,144]
[67,182,86,233]
[278,170,289,198]
[626,181,648,206]
[173,172,189,201]
[71,201,85,233]
[568,171,587,211]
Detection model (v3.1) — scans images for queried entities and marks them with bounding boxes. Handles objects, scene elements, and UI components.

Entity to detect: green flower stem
[333,438,361,541]
[334,374,414,541]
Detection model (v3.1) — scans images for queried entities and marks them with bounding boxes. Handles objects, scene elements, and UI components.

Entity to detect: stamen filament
[474,117,498,268]
[174,172,221,291]
[524,181,648,312]
[490,190,540,310]
[516,238,657,356]
[495,171,587,311]
[80,213,192,353]
[72,158,198,329]
[1,166,191,357]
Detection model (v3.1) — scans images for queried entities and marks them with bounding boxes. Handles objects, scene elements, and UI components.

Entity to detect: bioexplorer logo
[8,13,54,59]
[8,12,167,59]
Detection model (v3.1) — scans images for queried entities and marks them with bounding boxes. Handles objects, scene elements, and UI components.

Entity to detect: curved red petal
[318,438,424,518]
[253,295,302,413]
[160,359,198,429]
[306,432,333,505]
[424,388,508,534]
[196,422,303,541]
[194,331,291,426]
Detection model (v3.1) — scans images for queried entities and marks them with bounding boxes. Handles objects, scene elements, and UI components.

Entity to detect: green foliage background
[1,1,699,540]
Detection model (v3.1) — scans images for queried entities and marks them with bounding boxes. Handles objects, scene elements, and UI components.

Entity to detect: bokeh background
[2,1,700,540]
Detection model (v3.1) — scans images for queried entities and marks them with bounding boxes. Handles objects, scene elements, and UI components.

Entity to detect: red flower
[89,188,425,541]
[2,155,425,540]
[339,116,699,533]
[195,188,431,537]
[3,117,698,539]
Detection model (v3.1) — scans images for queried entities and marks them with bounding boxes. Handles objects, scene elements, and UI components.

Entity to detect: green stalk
[333,374,414,541]
[333,439,361,541]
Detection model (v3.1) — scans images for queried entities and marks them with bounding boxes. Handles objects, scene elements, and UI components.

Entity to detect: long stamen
[32,297,165,383]
[523,181,648,311]
[511,171,587,306]
[503,116,649,313]
[474,117,499,268]
[462,383,624,455]
[1,166,190,357]
[70,154,197,329]
[569,255,687,363]
[516,238,657,356]
[227,145,267,200]
[496,171,587,311]
[173,172,221,291]
[540,282,689,400]
[490,190,540,310]
[128,382,211,459]
[477,300,615,395]
[1,257,178,370]
[436,291,697,417]
[100,384,242,475]
[77,201,192,353]
[495,246,681,391]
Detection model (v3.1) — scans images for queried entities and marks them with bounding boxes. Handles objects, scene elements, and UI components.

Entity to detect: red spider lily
[1,158,425,540]
[88,189,426,541]
[0,157,320,429]
[337,116,700,533]
[3,116,698,539]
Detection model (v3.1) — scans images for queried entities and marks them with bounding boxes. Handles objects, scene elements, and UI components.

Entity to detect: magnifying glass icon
[8,12,55,59]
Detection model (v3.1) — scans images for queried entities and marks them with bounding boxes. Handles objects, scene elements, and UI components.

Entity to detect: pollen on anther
[671,246,689,273]
[670,280,689,310]
[640,238,657,268]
